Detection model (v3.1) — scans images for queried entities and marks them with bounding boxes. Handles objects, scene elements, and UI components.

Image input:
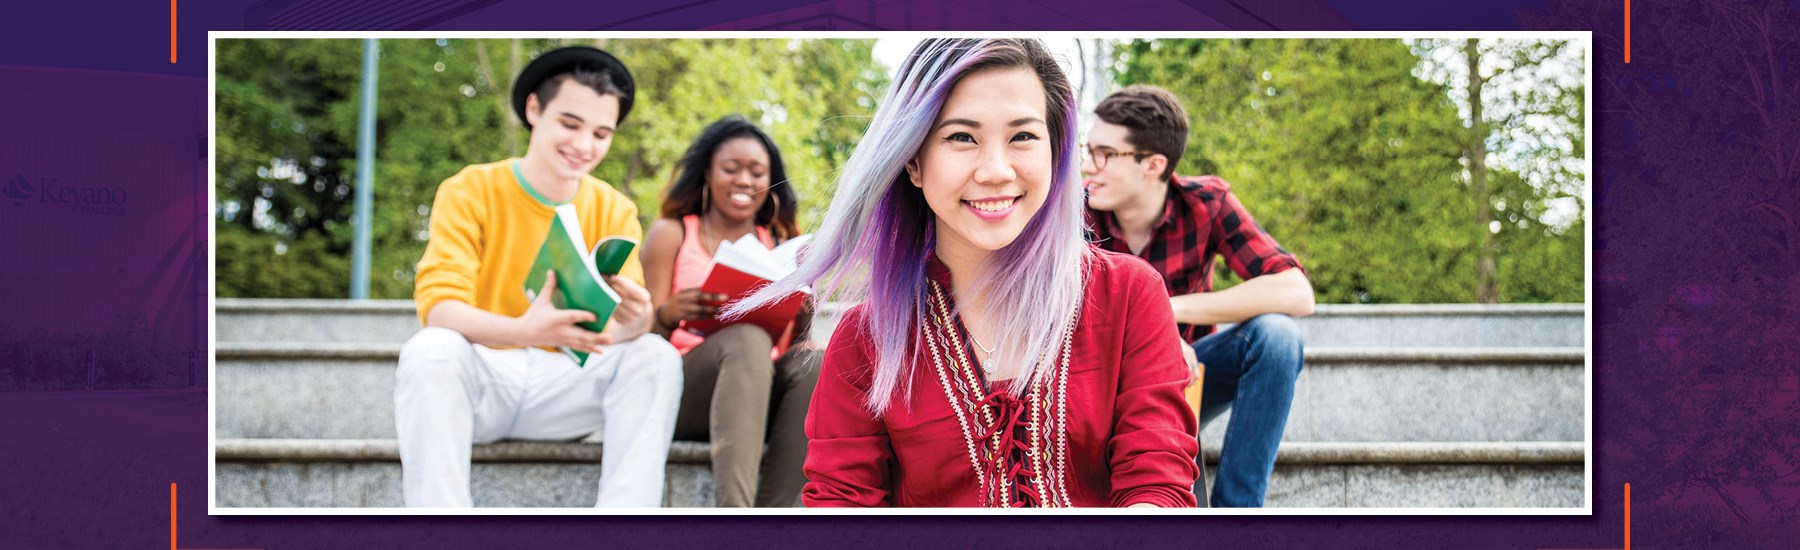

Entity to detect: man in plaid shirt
[1083,85,1315,507]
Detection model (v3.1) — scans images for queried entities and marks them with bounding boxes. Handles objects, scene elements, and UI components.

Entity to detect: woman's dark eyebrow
[933,117,1046,131]
[934,118,978,131]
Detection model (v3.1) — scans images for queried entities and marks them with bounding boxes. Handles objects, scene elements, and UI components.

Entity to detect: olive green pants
[672,324,821,507]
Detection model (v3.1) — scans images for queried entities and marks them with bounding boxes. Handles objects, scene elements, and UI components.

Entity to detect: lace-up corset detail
[921,280,1077,507]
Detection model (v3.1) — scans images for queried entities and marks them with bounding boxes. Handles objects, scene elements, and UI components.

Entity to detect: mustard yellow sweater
[414,159,645,331]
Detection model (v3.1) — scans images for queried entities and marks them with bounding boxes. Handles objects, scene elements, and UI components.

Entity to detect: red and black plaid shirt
[1086,174,1304,341]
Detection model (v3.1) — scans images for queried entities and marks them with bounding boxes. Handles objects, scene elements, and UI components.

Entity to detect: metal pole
[351,38,379,299]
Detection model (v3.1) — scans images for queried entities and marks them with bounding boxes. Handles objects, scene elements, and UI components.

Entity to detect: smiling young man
[396,46,683,508]
[1082,85,1314,508]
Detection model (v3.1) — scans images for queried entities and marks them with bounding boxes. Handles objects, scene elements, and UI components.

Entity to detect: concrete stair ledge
[210,300,1587,508]
[216,299,1586,348]
[219,439,712,463]
[215,343,1585,364]
[215,345,1585,441]
[216,438,1582,465]
[212,439,1584,508]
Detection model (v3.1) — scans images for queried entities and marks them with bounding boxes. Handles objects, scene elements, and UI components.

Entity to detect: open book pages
[711,232,813,290]
[682,233,813,343]
[521,204,635,366]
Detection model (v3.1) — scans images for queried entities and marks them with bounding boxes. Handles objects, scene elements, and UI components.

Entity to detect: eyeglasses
[1083,145,1151,170]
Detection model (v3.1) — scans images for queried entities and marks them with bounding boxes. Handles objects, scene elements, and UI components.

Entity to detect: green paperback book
[523,203,637,366]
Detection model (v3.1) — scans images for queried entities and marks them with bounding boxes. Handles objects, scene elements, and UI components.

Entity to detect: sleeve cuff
[1115,486,1198,508]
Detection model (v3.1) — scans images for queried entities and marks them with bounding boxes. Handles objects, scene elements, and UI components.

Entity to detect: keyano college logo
[4,174,32,207]
[3,173,129,216]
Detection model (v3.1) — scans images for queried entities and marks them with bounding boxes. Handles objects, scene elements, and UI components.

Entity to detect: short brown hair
[1094,84,1189,182]
[534,68,627,120]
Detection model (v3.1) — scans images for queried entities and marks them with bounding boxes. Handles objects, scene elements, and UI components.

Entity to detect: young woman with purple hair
[729,38,1199,508]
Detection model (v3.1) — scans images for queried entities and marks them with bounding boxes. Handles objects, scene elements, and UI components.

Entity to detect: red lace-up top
[801,247,1200,507]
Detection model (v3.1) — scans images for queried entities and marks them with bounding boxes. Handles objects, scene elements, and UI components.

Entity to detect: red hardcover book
[682,234,813,343]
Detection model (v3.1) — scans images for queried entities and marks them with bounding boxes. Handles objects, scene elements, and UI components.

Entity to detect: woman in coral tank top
[642,116,819,507]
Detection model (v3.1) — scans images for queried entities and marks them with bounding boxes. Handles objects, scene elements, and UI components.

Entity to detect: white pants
[394,327,683,508]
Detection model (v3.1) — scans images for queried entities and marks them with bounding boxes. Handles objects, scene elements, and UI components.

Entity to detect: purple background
[3,0,1793,547]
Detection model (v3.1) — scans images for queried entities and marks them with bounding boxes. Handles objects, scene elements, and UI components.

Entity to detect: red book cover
[682,263,806,342]
[682,233,813,346]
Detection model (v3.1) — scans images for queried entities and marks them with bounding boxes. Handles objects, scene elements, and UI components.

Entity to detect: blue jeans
[1192,314,1305,507]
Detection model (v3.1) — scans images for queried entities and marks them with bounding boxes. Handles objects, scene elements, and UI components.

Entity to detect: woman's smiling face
[704,136,772,223]
[907,67,1053,262]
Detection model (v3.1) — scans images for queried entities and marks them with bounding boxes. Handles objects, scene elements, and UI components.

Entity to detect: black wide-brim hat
[510,46,635,129]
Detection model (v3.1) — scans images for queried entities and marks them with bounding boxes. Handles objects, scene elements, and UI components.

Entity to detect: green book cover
[592,235,635,276]
[522,204,636,366]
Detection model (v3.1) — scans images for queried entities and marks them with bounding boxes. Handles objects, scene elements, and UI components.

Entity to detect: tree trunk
[509,39,524,156]
[475,40,519,155]
[1467,39,1499,304]
[619,148,645,201]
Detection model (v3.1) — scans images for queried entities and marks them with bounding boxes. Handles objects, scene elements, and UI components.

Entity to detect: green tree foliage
[1414,38,1587,304]
[585,39,887,229]
[217,38,1579,304]
[1492,169,1587,302]
[215,38,885,299]
[1114,39,1584,303]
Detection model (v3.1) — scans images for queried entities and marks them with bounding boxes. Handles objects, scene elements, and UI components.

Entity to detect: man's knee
[1240,314,1305,378]
[614,333,684,390]
[398,327,475,385]
[1241,314,1303,348]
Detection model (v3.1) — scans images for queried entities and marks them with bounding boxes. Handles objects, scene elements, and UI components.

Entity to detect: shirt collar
[512,159,574,207]
[1098,177,1183,236]
[1152,176,1185,231]
[925,251,952,288]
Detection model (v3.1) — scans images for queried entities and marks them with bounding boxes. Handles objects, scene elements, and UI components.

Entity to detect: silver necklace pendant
[968,332,998,378]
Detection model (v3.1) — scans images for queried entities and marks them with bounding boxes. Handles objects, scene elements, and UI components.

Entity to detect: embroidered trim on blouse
[921,280,1077,507]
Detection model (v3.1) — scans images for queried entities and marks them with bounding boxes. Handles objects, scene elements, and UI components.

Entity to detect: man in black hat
[397,46,683,508]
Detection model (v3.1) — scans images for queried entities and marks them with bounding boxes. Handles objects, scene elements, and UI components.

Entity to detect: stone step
[215,344,1584,443]
[215,299,1585,348]
[212,438,1583,508]
[1206,347,1586,446]
[1274,303,1584,348]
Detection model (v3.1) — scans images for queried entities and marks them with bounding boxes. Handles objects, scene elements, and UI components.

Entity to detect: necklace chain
[965,329,998,376]
[967,330,997,355]
[700,211,754,256]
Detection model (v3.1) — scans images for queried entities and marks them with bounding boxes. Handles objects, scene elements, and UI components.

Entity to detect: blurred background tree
[1412,38,1586,304]
[1113,38,1584,303]
[215,38,886,299]
[216,37,1581,304]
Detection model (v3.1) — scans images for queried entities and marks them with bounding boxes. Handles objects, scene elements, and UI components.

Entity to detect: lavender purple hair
[727,38,1091,415]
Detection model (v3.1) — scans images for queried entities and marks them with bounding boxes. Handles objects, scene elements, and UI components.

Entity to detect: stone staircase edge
[216,438,1583,465]
[216,438,712,463]
[219,299,1585,317]
[214,344,1587,364]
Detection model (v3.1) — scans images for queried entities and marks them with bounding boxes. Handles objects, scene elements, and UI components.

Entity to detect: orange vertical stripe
[170,483,178,550]
[1624,483,1632,550]
[1627,0,1641,64]
[170,0,178,63]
